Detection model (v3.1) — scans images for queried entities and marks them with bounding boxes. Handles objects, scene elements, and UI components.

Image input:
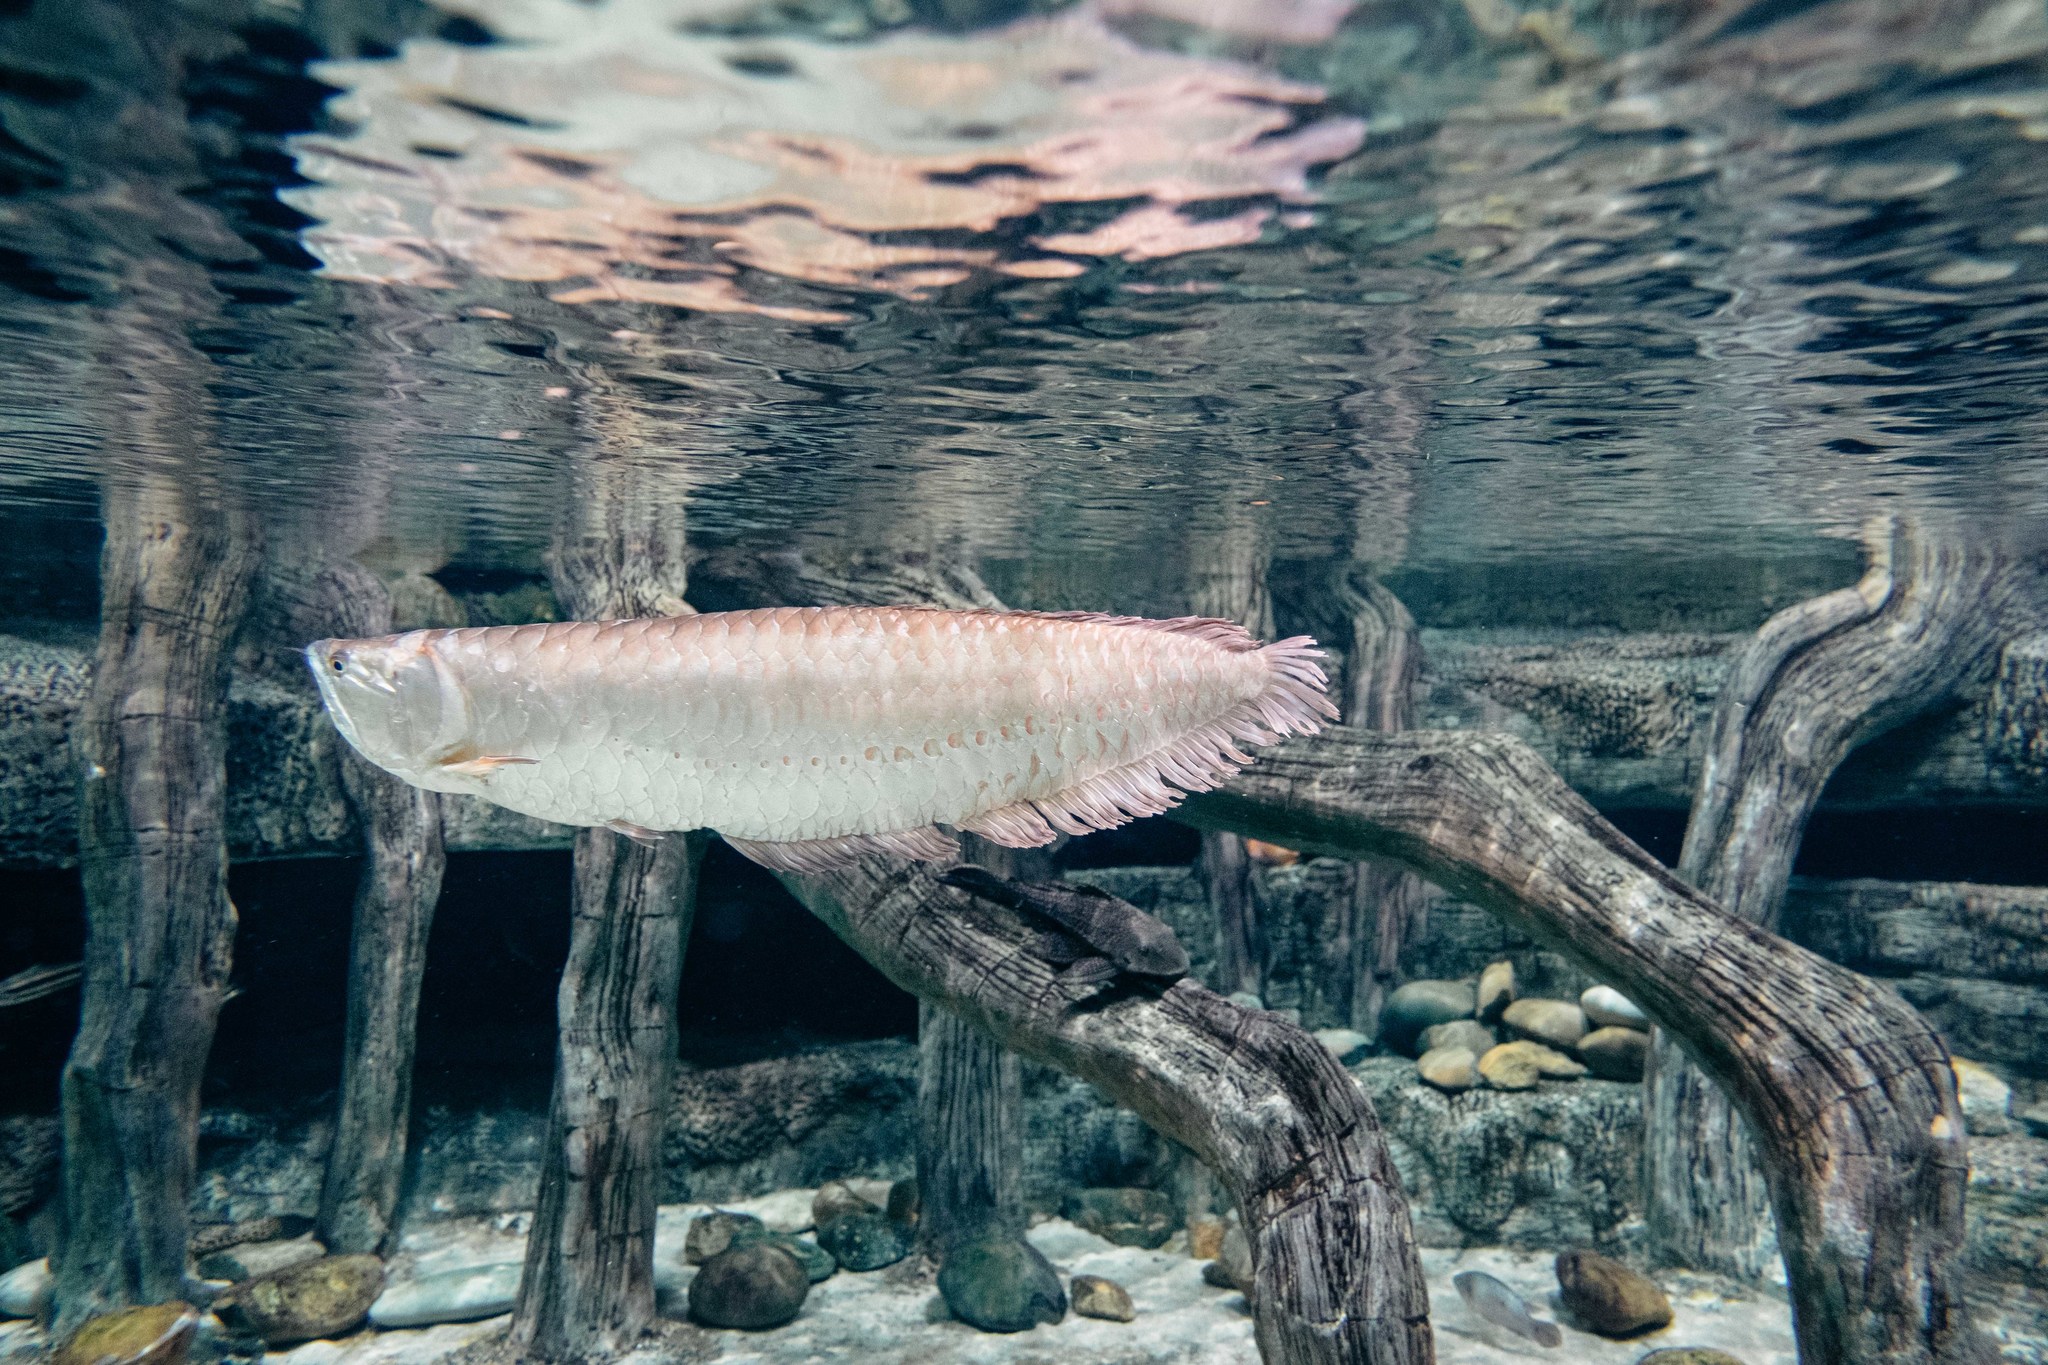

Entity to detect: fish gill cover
[281,0,1366,320]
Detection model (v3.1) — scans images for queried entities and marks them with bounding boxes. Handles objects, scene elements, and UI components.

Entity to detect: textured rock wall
[1782,879,2048,1079]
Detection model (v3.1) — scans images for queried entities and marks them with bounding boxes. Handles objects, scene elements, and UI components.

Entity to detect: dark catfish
[939,865,1190,993]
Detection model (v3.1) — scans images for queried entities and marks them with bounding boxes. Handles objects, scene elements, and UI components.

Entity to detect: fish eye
[331,657,347,672]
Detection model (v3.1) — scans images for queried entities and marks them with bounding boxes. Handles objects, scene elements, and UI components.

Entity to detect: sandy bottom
[0,1195,1802,1365]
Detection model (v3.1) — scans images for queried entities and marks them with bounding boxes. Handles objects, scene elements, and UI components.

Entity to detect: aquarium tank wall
[0,0,2045,1363]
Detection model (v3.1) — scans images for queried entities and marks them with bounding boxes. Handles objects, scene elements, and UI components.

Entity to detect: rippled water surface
[2,0,2046,612]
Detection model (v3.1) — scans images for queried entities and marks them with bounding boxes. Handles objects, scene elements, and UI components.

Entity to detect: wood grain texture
[1648,519,2041,1277]
[313,563,447,1256]
[780,859,1434,1365]
[1180,725,1989,1365]
[56,282,258,1333]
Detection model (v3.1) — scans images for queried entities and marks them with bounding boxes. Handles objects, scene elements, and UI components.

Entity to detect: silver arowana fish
[307,606,1336,873]
[1453,1270,1563,1348]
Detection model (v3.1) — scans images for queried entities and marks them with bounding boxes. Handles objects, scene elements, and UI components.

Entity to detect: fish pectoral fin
[1054,956,1118,999]
[724,826,960,875]
[437,753,538,779]
[603,819,666,847]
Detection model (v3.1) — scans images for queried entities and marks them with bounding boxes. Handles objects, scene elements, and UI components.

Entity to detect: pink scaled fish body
[307,606,1335,872]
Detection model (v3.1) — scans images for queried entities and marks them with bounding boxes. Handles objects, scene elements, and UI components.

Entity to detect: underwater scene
[1,0,2046,1362]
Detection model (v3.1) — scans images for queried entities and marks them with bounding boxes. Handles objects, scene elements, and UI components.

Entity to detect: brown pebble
[1186,1216,1226,1262]
[1069,1274,1135,1322]
[54,1304,197,1365]
[1556,1249,1672,1337]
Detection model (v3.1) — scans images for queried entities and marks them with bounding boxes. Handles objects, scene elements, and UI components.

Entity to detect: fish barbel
[306,606,1335,872]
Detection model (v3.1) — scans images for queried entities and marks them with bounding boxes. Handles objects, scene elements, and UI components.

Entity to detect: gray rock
[730,1225,837,1283]
[1202,1223,1253,1296]
[686,1210,767,1264]
[369,1261,521,1328]
[811,1180,881,1228]
[1502,999,1588,1051]
[1580,986,1648,1032]
[885,1177,920,1229]
[1069,1273,1134,1322]
[1061,1187,1175,1249]
[1953,1058,2013,1137]
[194,1234,325,1284]
[1417,1047,1480,1093]
[1382,981,1478,1056]
[1226,991,1265,1011]
[1963,1133,2048,1291]
[1421,1020,1496,1057]
[1315,1028,1370,1064]
[1477,961,1515,1024]
[215,1254,385,1345]
[0,1256,51,1319]
[1556,1249,1671,1337]
[2018,1102,2048,1139]
[937,1236,1067,1333]
[688,1241,809,1330]
[1581,1027,1649,1082]
[813,1210,909,1271]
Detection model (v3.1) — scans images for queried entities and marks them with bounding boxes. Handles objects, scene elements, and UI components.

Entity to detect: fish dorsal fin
[724,825,960,874]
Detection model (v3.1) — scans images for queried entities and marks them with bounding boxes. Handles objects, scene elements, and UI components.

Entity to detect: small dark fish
[1454,1269,1562,1348]
[0,962,81,1009]
[939,865,1190,991]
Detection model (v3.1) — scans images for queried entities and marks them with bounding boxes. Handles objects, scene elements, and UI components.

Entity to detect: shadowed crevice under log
[779,860,1433,1365]
[1179,725,1988,1365]
[1648,519,2045,1277]
[55,292,260,1335]
[306,563,448,1256]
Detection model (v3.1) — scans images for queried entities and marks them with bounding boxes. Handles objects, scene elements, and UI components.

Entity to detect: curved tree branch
[1179,725,1989,1365]
[779,859,1433,1365]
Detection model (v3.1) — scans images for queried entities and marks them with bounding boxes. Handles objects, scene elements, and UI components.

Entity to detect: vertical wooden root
[916,836,1041,1257]
[57,294,258,1332]
[782,860,1433,1365]
[1190,511,1276,1001]
[513,398,703,1358]
[313,564,447,1255]
[1182,727,1990,1365]
[512,829,706,1359]
[1201,830,1266,998]
[1324,569,1430,1035]
[1648,518,2037,1277]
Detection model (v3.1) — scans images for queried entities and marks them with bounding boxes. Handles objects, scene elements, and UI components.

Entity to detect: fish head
[1121,912,1191,978]
[305,632,472,779]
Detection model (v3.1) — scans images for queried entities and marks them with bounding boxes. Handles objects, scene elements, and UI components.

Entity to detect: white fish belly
[421,608,1271,841]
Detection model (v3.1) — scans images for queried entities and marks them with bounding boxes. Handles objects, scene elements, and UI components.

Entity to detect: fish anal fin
[958,800,1057,848]
[602,819,666,847]
[439,753,538,778]
[724,826,960,875]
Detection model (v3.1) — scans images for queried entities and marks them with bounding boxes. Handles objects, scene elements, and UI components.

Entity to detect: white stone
[1953,1057,2013,1136]
[727,1187,819,1234]
[370,1262,522,1328]
[0,1259,50,1319]
[1579,985,1648,1032]
[1314,1028,1370,1064]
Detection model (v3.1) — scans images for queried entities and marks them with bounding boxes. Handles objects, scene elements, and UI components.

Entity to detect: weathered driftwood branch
[512,401,705,1359]
[57,286,259,1334]
[310,564,447,1256]
[779,860,1433,1365]
[1179,726,1986,1365]
[1648,519,2039,1276]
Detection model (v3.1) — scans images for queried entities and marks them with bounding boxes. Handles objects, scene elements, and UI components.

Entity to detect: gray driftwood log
[1647,519,2042,1277]
[1180,725,1987,1365]
[56,285,260,1333]
[309,563,448,1256]
[511,405,707,1359]
[780,859,1433,1365]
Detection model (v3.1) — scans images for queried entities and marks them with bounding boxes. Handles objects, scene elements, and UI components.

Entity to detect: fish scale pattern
[320,606,1334,868]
